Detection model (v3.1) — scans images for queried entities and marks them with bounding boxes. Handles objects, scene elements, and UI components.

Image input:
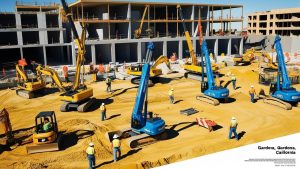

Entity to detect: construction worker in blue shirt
[86,142,95,169]
[111,134,121,162]
[228,117,239,140]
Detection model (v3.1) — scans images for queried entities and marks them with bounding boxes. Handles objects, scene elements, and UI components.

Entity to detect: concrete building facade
[0,1,244,70]
[247,7,300,36]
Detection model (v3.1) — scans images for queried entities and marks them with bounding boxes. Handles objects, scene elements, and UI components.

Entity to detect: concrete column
[43,46,47,65]
[207,7,210,36]
[191,5,195,36]
[227,38,232,56]
[91,45,96,64]
[137,42,142,62]
[15,13,23,45]
[111,43,116,63]
[239,38,243,55]
[193,38,196,54]
[58,11,64,43]
[179,40,183,59]
[214,39,218,56]
[127,3,131,39]
[163,41,167,56]
[20,48,23,59]
[37,12,48,45]
[71,42,76,66]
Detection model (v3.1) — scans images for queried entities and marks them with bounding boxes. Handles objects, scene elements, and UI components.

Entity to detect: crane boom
[177,5,197,65]
[202,40,215,88]
[61,0,86,90]
[274,36,291,89]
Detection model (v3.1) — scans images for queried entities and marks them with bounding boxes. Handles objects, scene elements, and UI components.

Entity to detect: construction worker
[89,62,94,74]
[100,103,106,121]
[168,88,174,104]
[105,77,112,93]
[63,65,69,83]
[228,117,238,140]
[43,118,52,132]
[86,142,95,169]
[249,85,257,103]
[231,74,236,90]
[111,134,121,162]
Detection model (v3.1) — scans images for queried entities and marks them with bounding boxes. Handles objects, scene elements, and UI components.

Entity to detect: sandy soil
[0,63,300,169]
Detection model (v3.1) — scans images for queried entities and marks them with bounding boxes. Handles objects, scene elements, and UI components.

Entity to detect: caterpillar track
[196,94,220,106]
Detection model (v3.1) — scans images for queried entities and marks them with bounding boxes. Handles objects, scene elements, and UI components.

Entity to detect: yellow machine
[0,108,14,146]
[16,64,46,99]
[127,55,170,85]
[259,52,278,70]
[26,111,61,154]
[177,5,218,79]
[60,0,94,112]
[233,48,261,66]
[134,5,149,39]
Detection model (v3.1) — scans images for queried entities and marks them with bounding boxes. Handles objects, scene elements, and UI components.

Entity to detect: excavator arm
[36,65,66,92]
[177,5,197,65]
[152,55,170,69]
[61,0,86,90]
[16,64,28,82]
[135,5,149,39]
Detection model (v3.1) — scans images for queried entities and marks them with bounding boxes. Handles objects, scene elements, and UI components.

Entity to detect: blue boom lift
[196,39,229,105]
[263,36,300,110]
[106,43,166,148]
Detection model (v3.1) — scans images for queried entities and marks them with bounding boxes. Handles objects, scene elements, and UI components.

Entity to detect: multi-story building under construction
[0,0,244,69]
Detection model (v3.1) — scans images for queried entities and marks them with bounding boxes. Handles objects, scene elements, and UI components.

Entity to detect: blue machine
[269,36,300,105]
[197,40,229,105]
[131,42,165,136]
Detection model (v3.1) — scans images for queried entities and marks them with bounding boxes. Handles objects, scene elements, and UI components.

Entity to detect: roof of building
[69,0,242,10]
[248,7,300,16]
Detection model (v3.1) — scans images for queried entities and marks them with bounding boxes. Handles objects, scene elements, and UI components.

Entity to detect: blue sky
[1,0,299,29]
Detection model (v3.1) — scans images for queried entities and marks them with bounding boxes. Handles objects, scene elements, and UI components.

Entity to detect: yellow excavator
[127,55,170,85]
[233,48,261,66]
[26,111,61,154]
[60,0,94,112]
[259,51,278,70]
[177,5,218,79]
[16,62,67,99]
[15,62,46,99]
[134,5,149,39]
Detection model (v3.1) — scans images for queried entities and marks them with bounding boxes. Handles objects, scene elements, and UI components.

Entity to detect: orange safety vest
[98,64,105,73]
[63,66,68,77]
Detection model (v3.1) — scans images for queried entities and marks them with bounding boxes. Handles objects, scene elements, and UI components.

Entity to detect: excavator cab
[269,82,277,95]
[27,111,61,154]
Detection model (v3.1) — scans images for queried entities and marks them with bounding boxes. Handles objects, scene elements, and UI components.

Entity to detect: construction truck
[127,55,170,85]
[196,39,230,105]
[134,5,150,39]
[26,111,62,154]
[261,36,300,110]
[60,0,95,112]
[177,5,218,79]
[106,42,166,148]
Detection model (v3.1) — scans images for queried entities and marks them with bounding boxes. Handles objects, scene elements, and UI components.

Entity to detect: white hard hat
[89,142,94,147]
[250,85,254,88]
[171,88,174,91]
[231,117,236,120]
[102,103,105,106]
[113,134,119,139]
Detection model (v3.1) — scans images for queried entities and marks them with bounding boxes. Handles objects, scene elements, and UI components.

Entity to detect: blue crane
[106,43,165,148]
[196,40,229,105]
[264,36,300,110]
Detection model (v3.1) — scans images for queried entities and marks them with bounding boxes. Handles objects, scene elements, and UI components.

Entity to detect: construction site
[0,0,300,169]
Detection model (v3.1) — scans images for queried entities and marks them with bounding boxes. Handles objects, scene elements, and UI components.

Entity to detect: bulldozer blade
[26,143,59,154]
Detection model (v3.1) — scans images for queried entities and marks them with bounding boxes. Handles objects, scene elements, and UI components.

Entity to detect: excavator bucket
[26,142,59,154]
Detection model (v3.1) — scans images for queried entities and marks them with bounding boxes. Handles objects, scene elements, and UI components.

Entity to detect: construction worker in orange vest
[228,117,239,140]
[86,142,95,169]
[63,65,69,82]
[249,85,256,103]
[111,134,121,162]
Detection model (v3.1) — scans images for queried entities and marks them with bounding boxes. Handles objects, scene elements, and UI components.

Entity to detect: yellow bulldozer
[26,111,62,154]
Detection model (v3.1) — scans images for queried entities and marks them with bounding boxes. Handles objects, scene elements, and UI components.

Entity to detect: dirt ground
[0,63,300,169]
